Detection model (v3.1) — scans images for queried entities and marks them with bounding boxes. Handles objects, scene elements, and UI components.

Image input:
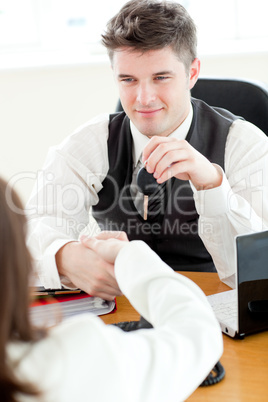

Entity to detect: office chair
[115,77,268,136]
[191,77,268,136]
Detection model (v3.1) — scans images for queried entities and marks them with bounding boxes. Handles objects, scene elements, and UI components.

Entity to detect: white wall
[0,62,118,204]
[1,51,268,204]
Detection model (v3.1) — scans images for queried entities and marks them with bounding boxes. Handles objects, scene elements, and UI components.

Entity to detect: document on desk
[30,290,116,328]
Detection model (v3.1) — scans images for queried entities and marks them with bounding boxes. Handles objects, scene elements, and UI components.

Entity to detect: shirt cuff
[38,239,76,289]
[191,166,237,217]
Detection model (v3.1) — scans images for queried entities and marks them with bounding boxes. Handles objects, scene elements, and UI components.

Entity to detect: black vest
[92,98,240,271]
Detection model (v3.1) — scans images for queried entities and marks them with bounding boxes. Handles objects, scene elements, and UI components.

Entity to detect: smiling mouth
[136,108,163,114]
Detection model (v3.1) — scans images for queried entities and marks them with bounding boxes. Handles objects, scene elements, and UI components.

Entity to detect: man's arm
[142,120,268,287]
[26,114,120,296]
[195,120,268,287]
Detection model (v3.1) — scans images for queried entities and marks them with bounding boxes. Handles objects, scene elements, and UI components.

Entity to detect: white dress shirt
[26,110,268,289]
[8,241,223,402]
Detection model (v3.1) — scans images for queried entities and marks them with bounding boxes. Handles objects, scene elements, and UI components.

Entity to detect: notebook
[30,287,116,328]
[207,231,268,338]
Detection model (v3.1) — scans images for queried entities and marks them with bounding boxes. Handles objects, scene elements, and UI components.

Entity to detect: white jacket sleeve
[14,240,223,402]
[111,240,223,401]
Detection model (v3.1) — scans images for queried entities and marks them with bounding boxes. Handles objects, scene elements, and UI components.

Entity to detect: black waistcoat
[92,98,240,271]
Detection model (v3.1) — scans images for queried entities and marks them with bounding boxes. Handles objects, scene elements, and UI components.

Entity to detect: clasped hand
[143,136,222,191]
[56,231,128,301]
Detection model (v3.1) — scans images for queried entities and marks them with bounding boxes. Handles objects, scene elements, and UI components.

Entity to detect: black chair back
[191,77,268,136]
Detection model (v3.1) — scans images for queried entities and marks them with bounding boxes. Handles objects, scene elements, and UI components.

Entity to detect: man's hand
[142,136,222,190]
[56,236,124,301]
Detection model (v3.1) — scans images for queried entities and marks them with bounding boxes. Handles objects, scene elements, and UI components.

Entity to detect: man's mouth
[136,107,163,115]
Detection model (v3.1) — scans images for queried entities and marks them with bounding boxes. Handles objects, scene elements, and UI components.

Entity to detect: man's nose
[136,83,157,106]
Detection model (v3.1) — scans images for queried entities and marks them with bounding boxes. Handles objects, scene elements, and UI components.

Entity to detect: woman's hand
[80,231,129,264]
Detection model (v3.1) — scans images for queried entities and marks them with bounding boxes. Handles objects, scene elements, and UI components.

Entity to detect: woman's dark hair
[0,177,45,401]
[102,0,197,71]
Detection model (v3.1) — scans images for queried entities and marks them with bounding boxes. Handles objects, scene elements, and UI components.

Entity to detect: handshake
[80,231,129,265]
[56,231,130,301]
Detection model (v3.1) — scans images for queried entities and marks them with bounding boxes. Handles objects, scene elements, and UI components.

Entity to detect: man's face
[113,46,199,137]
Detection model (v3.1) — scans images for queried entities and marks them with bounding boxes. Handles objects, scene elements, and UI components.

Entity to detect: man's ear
[189,58,200,90]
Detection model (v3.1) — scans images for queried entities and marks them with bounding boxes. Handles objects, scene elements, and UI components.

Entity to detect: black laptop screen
[236,231,268,336]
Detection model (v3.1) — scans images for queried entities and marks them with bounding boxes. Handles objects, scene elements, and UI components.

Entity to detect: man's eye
[122,78,134,83]
[155,76,168,81]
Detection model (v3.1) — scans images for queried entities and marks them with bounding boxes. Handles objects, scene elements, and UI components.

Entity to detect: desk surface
[101,272,268,401]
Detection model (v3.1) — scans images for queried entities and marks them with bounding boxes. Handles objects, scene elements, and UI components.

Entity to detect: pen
[34,289,86,297]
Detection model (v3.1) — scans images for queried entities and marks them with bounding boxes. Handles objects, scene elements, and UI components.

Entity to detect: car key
[136,167,159,220]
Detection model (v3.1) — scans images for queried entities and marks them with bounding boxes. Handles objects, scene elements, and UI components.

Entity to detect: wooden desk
[101,272,268,401]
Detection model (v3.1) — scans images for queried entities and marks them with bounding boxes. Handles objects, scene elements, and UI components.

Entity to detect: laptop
[207,231,268,339]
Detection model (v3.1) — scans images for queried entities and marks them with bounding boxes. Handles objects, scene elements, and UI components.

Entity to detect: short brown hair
[102,0,197,71]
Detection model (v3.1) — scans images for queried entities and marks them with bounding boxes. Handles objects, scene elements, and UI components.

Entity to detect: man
[26,0,268,299]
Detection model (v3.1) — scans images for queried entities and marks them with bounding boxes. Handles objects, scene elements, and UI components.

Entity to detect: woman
[0,177,222,401]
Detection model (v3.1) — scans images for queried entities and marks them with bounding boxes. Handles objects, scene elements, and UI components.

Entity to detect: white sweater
[8,241,223,402]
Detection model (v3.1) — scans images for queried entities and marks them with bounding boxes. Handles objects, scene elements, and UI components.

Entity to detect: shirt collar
[130,104,193,167]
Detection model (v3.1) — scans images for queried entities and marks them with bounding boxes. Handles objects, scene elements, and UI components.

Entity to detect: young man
[26,0,268,299]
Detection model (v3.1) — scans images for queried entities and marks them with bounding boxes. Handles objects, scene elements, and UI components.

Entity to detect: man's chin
[139,129,159,138]
[133,121,163,137]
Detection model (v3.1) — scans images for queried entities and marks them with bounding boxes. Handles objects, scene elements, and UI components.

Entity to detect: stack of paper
[30,290,116,328]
